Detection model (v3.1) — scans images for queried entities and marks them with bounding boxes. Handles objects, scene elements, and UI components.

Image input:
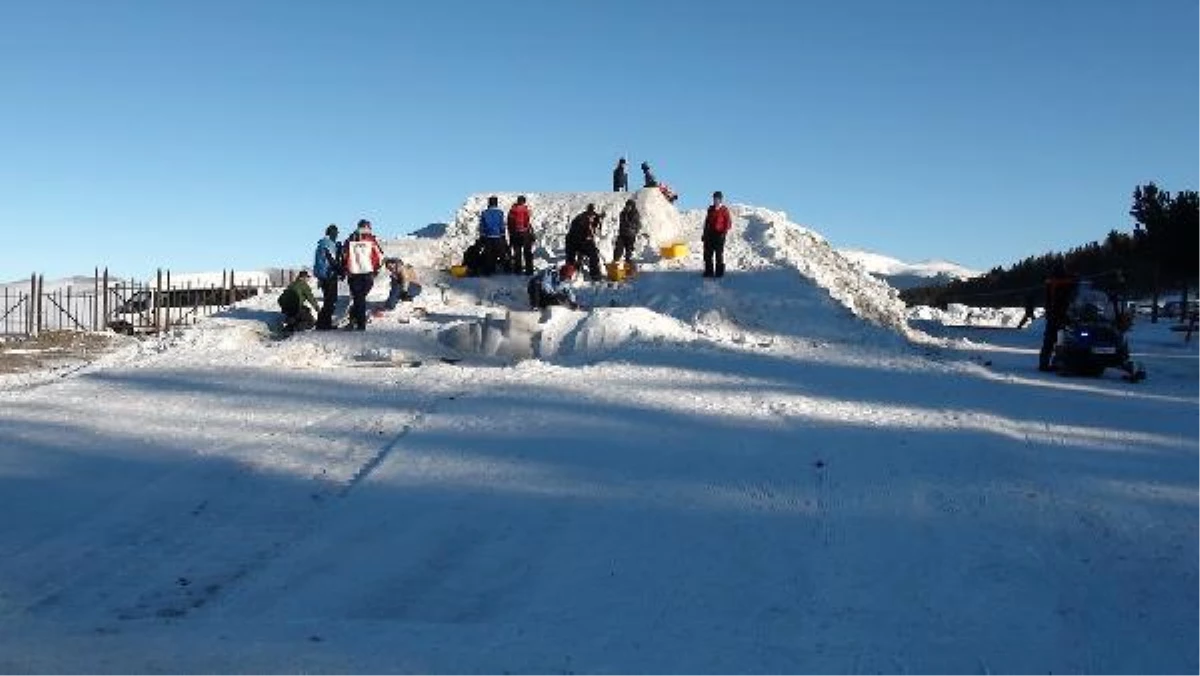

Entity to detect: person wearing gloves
[277,270,320,333]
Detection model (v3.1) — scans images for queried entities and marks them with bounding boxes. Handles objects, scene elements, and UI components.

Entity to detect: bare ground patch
[0,331,132,375]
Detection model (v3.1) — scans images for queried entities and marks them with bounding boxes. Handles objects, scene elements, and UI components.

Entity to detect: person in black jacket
[641,161,658,188]
[612,199,641,263]
[1039,262,1077,371]
[565,204,604,281]
[612,158,628,192]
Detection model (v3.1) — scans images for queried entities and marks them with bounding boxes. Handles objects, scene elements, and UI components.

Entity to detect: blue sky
[1,0,1195,281]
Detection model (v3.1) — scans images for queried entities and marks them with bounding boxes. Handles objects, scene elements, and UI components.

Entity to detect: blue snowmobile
[1051,280,1146,381]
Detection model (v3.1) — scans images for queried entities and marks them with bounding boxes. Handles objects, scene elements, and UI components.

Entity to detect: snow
[0,192,1195,674]
[840,248,979,281]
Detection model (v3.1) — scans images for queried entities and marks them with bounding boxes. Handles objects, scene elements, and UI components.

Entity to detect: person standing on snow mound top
[565,203,604,281]
[528,263,581,310]
[477,195,510,276]
[312,223,342,330]
[277,270,319,333]
[613,157,628,192]
[341,219,384,331]
[613,199,641,264]
[507,195,535,276]
[640,161,658,188]
[702,191,732,278]
[1038,261,1077,372]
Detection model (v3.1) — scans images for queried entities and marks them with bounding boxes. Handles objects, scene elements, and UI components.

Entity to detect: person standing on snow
[527,263,581,310]
[1038,261,1077,371]
[341,219,384,330]
[507,195,535,276]
[277,270,320,333]
[565,203,604,281]
[312,224,342,330]
[613,158,628,192]
[702,191,732,278]
[478,195,510,276]
[613,199,641,264]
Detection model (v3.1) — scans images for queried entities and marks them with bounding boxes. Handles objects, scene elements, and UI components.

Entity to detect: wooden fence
[1,268,302,338]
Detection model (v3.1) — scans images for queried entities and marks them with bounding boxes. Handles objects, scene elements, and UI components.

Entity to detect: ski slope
[0,193,1196,674]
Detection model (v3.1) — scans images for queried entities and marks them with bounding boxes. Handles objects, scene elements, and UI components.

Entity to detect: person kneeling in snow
[278,270,320,333]
[528,263,582,310]
[382,257,417,310]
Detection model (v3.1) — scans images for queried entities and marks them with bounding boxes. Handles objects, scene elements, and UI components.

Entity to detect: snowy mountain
[839,248,979,290]
[0,190,1195,674]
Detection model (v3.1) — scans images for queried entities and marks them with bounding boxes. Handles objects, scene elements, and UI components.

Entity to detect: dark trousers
[509,231,534,274]
[283,306,316,332]
[481,237,510,276]
[567,239,601,280]
[347,274,374,330]
[316,276,339,329]
[1039,319,1062,369]
[703,234,726,277]
[612,234,636,263]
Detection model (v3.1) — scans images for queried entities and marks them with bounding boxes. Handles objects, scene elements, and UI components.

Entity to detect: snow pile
[908,303,1037,328]
[433,188,683,269]
[719,205,918,337]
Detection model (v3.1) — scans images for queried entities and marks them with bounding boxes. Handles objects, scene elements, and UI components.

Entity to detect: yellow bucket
[605,262,626,282]
[659,243,689,259]
[449,265,469,278]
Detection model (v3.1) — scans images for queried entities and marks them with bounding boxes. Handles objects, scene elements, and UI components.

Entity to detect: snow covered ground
[0,193,1195,674]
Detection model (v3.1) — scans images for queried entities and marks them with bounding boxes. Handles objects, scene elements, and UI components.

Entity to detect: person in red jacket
[341,219,384,330]
[702,191,732,278]
[507,195,535,276]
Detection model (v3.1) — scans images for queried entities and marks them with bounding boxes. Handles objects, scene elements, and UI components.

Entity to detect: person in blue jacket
[527,263,581,310]
[312,224,341,330]
[477,196,510,276]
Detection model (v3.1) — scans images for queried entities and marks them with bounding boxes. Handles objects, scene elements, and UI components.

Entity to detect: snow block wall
[435,189,683,269]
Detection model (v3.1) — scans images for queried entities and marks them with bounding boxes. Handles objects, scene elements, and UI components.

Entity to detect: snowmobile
[1051,280,1145,381]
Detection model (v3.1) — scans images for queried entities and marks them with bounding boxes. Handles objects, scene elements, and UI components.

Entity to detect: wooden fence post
[35,274,43,337]
[102,268,109,331]
[155,268,163,331]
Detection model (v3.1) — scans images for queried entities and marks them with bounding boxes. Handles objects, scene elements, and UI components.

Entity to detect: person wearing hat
[565,203,604,281]
[277,270,319,333]
[341,218,385,330]
[312,223,342,330]
[702,190,732,278]
[612,157,628,192]
[527,263,581,310]
[641,161,658,188]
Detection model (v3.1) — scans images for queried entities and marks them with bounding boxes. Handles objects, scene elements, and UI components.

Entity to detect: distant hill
[409,223,449,239]
[838,249,979,290]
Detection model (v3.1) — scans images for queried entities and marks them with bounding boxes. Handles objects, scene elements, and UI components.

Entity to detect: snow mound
[725,206,918,338]
[433,188,683,268]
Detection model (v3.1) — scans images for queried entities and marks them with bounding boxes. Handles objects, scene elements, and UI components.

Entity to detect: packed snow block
[632,187,683,248]
[481,311,505,356]
[503,309,539,360]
